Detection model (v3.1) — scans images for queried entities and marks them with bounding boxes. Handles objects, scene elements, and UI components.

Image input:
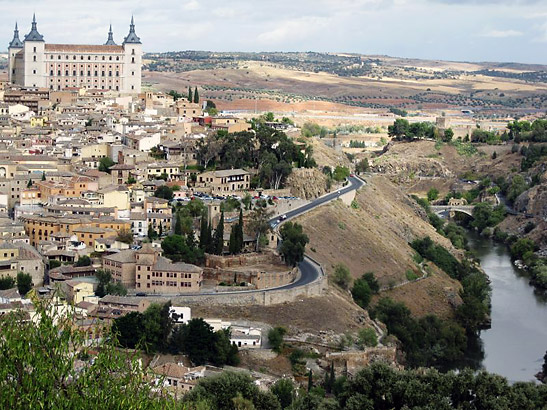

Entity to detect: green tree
[271,378,294,409]
[98,157,115,173]
[351,278,372,309]
[184,371,280,410]
[357,328,378,348]
[16,272,32,296]
[116,228,133,244]
[511,238,536,260]
[387,118,410,139]
[200,216,212,253]
[213,211,225,255]
[48,260,62,269]
[154,185,174,200]
[332,166,350,182]
[174,212,183,235]
[443,128,454,142]
[355,159,369,174]
[27,179,32,188]
[427,188,439,202]
[0,275,15,290]
[194,87,199,103]
[332,264,352,289]
[75,255,92,267]
[148,226,158,241]
[41,171,46,181]
[188,86,193,102]
[279,222,309,267]
[161,234,204,264]
[0,299,177,409]
[268,326,286,353]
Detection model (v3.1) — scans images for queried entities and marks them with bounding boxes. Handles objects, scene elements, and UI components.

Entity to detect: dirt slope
[295,176,455,284]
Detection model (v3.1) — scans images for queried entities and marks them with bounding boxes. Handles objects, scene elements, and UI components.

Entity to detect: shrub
[332,264,352,290]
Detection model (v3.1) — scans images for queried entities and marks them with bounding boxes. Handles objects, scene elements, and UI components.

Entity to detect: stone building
[8,15,142,93]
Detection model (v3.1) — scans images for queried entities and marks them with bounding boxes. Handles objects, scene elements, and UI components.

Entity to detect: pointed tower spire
[105,24,117,46]
[9,22,24,49]
[123,15,141,44]
[25,14,44,42]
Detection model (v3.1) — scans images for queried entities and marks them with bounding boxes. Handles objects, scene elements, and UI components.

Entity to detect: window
[33,69,36,74]
[50,70,53,75]
[102,56,105,61]
[33,56,36,62]
[131,57,135,63]
[58,55,61,60]
[65,70,69,76]
[33,47,36,52]
[73,55,76,60]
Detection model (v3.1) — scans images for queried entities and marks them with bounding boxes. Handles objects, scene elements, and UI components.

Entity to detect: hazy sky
[2,0,547,64]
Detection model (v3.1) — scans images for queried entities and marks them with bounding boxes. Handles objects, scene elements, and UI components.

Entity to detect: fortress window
[81,56,84,60]
[87,71,91,76]
[73,56,76,60]
[116,56,119,61]
[109,56,112,61]
[65,70,69,76]
[94,71,98,76]
[132,71,135,76]
[132,49,135,55]
[73,70,76,76]
[101,71,105,76]
[131,57,135,63]
[102,56,105,61]
[50,70,53,75]
[88,56,91,61]
[58,55,61,60]
[33,56,36,62]
[109,71,112,77]
[33,47,36,52]
[116,71,119,76]
[80,71,84,76]
[33,69,36,74]
[66,55,69,59]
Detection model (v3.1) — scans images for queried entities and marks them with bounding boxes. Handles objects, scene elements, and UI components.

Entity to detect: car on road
[278,214,287,222]
[136,292,147,297]
[350,173,355,177]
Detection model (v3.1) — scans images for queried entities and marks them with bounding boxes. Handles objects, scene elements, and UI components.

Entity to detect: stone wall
[205,267,298,290]
[205,251,280,269]
[326,347,398,375]
[147,260,327,307]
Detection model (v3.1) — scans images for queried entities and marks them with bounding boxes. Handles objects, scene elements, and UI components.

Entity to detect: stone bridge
[431,205,475,218]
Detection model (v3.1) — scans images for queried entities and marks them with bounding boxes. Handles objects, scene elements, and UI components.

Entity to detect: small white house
[170,306,191,324]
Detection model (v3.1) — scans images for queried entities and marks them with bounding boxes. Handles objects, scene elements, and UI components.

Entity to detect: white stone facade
[8,16,142,94]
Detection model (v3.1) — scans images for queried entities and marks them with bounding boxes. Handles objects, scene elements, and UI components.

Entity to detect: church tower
[123,16,142,94]
[8,22,23,84]
[22,14,46,88]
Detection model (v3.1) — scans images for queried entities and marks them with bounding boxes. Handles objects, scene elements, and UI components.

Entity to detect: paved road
[140,176,365,297]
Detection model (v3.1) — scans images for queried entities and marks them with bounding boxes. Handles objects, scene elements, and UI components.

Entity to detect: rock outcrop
[286,168,328,199]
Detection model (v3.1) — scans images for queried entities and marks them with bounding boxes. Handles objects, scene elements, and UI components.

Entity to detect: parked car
[136,292,147,297]
[278,214,287,222]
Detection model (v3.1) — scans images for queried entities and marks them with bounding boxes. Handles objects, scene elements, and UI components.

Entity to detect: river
[465,231,547,383]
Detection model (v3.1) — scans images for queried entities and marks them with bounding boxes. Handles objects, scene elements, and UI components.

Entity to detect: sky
[2,0,547,64]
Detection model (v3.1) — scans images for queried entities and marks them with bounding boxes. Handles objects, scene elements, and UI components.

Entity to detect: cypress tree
[188,87,193,102]
[158,223,163,237]
[213,211,224,255]
[206,221,213,254]
[236,208,244,253]
[228,225,238,255]
[174,212,183,235]
[307,370,313,392]
[199,216,208,250]
[27,179,33,188]
[194,87,199,104]
[42,171,46,181]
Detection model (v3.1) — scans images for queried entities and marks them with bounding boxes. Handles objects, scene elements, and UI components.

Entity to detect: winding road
[145,176,365,297]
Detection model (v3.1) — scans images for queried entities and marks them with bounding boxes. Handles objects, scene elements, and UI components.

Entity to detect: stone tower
[123,16,142,94]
